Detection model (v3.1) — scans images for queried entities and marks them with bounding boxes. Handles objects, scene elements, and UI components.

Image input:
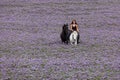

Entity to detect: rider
[70,19,80,43]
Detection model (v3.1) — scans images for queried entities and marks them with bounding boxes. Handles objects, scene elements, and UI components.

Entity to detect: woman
[70,20,79,32]
[70,19,80,43]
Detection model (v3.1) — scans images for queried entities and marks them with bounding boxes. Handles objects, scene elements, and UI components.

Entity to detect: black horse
[60,24,72,44]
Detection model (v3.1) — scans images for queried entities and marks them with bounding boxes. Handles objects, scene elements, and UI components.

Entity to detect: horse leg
[75,40,77,45]
[77,32,80,44]
[71,41,73,45]
[66,40,68,44]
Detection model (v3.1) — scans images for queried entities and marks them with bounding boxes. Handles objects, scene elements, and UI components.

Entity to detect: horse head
[63,23,68,30]
[62,23,69,34]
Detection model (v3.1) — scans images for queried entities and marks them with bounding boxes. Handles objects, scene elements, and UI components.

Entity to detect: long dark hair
[71,19,78,24]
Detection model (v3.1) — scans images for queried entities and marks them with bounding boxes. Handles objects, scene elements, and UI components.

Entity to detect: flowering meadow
[0,0,120,80]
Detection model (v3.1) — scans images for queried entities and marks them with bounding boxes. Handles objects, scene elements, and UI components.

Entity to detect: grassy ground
[0,0,120,80]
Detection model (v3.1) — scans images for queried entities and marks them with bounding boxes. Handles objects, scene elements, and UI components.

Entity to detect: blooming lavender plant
[0,0,120,80]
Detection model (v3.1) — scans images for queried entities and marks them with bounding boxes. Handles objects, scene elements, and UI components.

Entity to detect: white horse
[69,31,78,45]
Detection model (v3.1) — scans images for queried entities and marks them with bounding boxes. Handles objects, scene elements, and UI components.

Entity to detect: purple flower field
[0,0,120,80]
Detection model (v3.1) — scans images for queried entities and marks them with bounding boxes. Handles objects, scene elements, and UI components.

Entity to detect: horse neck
[72,31,77,38]
[62,29,67,35]
[73,31,77,34]
[65,28,69,33]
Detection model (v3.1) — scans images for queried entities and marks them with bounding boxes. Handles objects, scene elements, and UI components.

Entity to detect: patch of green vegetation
[109,16,118,19]
[0,49,11,53]
[107,23,118,26]
[20,64,29,68]
[93,76,101,80]
[40,47,48,53]
[78,46,88,52]
[57,47,70,52]
[91,44,100,48]
[41,63,45,68]
[89,68,94,73]
[0,3,24,8]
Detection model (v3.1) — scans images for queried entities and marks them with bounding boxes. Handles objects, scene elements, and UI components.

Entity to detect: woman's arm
[70,24,73,31]
[76,24,79,32]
